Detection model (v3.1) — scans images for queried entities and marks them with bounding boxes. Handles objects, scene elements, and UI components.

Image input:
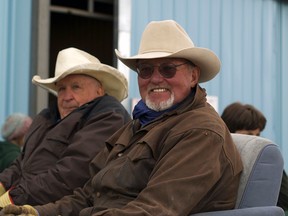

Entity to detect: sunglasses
[136,62,190,79]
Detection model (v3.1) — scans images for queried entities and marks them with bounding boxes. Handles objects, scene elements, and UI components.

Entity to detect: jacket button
[96,192,101,197]
[117,153,123,157]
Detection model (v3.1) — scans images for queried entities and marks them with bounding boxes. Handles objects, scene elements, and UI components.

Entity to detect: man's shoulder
[164,106,226,137]
[80,95,130,121]
[88,94,127,112]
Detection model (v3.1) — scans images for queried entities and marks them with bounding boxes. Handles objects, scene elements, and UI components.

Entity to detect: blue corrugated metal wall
[281,2,288,169]
[0,0,33,133]
[129,0,288,169]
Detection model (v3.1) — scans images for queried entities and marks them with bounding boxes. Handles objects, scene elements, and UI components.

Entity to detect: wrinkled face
[56,74,104,119]
[235,128,261,136]
[137,58,200,111]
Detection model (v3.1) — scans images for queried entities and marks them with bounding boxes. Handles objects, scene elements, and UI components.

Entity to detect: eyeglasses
[136,62,190,79]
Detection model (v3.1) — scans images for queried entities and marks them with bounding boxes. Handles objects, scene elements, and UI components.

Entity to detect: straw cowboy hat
[115,20,221,83]
[32,47,128,102]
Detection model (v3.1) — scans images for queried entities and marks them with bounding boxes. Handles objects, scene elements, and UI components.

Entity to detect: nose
[150,68,164,83]
[61,88,74,101]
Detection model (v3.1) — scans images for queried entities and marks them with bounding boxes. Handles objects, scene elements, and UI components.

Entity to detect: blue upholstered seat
[191,134,284,216]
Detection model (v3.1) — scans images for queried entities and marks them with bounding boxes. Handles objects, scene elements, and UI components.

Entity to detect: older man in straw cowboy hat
[0,20,242,216]
[0,47,131,207]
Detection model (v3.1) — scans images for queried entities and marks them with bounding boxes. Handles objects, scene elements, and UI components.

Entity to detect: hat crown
[138,20,195,55]
[55,48,101,77]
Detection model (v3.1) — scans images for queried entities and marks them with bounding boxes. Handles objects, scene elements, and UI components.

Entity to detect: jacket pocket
[43,135,69,160]
[94,143,155,195]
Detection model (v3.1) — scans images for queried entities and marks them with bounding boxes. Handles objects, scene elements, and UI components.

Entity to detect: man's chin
[145,93,175,111]
[146,100,174,112]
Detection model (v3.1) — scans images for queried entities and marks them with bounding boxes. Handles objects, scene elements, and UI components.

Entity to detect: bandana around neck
[132,100,178,126]
[132,89,195,126]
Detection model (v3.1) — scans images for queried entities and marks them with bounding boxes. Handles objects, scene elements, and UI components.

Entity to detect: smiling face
[56,74,104,119]
[137,58,200,111]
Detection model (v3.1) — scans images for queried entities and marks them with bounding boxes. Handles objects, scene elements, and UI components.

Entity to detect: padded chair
[191,133,284,216]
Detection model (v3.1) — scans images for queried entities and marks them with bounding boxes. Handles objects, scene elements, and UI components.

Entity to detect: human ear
[190,67,200,87]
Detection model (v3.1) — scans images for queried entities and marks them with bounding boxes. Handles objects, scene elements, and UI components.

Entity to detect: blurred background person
[0,113,32,172]
[221,102,266,136]
[221,102,288,214]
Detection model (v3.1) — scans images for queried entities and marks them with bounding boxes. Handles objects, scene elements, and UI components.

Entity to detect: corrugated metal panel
[280,2,288,168]
[130,0,288,169]
[0,0,33,130]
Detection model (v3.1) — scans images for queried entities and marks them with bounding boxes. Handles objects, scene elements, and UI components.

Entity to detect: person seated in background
[221,102,266,136]
[0,113,32,172]
[0,47,131,207]
[0,20,243,216]
[221,101,288,214]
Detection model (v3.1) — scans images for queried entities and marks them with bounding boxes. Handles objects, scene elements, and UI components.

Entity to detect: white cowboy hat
[32,47,128,102]
[115,20,221,83]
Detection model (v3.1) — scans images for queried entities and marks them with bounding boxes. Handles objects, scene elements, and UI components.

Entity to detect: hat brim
[115,47,221,83]
[32,63,128,102]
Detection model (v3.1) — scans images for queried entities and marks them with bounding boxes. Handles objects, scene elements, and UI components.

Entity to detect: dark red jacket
[0,94,130,205]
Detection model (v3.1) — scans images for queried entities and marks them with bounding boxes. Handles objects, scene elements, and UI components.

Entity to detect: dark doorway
[48,0,116,105]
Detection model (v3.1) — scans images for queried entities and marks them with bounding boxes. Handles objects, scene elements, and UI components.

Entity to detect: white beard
[145,94,175,111]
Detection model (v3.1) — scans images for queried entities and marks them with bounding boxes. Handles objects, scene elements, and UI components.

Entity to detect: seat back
[231,134,284,208]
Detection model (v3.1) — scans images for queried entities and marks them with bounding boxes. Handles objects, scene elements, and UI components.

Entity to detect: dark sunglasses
[136,62,190,79]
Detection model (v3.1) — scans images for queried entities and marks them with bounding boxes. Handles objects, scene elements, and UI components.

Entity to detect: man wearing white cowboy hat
[0,47,131,208]
[1,20,242,216]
